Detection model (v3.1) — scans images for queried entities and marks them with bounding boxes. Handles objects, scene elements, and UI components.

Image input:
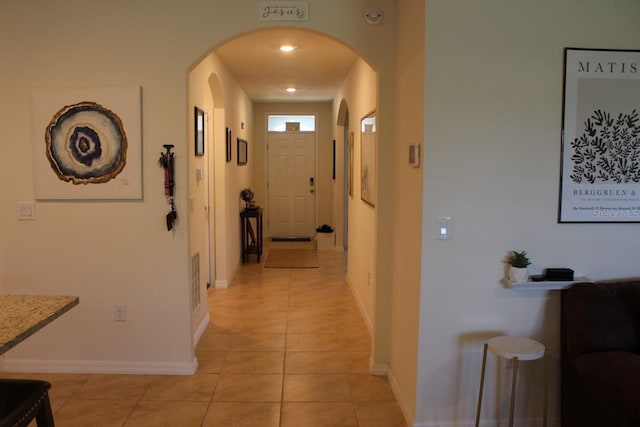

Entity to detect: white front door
[268,131,316,239]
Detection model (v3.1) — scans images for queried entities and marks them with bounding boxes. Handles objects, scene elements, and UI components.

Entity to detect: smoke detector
[364,8,383,25]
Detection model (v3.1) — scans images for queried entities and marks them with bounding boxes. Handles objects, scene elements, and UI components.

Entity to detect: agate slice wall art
[31,86,142,200]
[46,102,127,185]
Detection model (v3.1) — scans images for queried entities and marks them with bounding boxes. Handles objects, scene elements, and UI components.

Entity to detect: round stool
[475,336,548,427]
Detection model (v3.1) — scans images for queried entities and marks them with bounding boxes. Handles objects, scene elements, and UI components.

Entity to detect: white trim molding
[413,417,560,427]
[2,358,198,375]
[214,279,229,289]
[193,311,210,348]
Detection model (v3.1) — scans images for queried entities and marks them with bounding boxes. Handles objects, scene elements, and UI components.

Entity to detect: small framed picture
[332,139,336,180]
[360,111,376,207]
[237,138,247,165]
[226,127,232,162]
[194,106,205,156]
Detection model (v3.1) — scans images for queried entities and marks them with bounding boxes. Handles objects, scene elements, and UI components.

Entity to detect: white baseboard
[387,367,414,426]
[214,279,229,289]
[2,358,198,375]
[413,417,559,427]
[345,276,373,334]
[193,312,210,348]
[369,359,389,376]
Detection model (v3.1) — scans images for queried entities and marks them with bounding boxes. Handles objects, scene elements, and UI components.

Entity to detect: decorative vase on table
[509,266,529,283]
[240,187,255,210]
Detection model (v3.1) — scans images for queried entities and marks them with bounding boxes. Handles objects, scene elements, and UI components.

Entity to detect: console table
[240,207,263,263]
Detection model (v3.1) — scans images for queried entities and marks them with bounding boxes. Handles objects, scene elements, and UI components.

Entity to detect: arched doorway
[187,27,387,374]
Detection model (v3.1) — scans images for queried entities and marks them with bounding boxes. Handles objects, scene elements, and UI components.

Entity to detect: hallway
[1,243,406,426]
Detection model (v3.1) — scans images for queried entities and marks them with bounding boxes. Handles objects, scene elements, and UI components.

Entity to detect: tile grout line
[279,267,292,426]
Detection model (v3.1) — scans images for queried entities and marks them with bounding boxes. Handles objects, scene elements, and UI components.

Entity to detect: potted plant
[240,187,255,209]
[506,250,531,282]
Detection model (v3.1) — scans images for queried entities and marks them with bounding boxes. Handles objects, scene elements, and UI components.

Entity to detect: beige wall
[418,1,640,425]
[0,1,202,372]
[334,59,378,331]
[0,2,424,423]
[0,0,401,383]
[389,0,424,423]
[253,102,334,236]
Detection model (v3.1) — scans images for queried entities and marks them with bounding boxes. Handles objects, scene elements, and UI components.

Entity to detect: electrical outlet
[114,304,127,321]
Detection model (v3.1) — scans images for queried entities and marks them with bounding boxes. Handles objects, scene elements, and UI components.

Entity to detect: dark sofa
[561,280,640,427]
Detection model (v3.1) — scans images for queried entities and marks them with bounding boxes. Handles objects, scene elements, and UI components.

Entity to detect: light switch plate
[409,143,421,168]
[17,202,36,220]
[437,216,450,240]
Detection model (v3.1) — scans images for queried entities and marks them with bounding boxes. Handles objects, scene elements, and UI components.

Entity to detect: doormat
[271,237,312,242]
[264,249,319,268]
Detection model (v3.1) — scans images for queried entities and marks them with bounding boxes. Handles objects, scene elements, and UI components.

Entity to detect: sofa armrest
[563,283,638,358]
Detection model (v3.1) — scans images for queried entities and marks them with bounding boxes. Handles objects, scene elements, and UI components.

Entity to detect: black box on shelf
[545,268,574,281]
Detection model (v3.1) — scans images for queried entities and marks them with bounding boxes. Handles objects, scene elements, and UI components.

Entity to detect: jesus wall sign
[559,48,640,223]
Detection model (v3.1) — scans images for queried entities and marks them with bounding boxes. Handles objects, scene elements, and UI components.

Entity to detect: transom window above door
[267,115,316,132]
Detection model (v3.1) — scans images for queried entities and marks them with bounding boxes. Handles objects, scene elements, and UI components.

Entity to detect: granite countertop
[0,295,79,355]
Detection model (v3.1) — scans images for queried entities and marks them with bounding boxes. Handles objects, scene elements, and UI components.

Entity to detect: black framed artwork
[559,48,640,223]
[332,139,336,180]
[226,127,232,162]
[237,138,247,165]
[194,106,205,156]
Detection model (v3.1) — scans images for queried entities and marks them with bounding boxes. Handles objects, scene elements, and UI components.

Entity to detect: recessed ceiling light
[286,87,297,93]
[280,45,296,52]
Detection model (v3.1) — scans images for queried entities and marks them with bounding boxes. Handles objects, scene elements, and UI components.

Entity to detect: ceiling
[214,28,358,103]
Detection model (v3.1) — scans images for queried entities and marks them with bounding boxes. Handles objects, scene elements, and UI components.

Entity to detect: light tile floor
[2,242,407,426]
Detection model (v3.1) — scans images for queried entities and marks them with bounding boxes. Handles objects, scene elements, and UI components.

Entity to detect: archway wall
[187,63,215,338]
[333,99,350,251]
[333,58,378,330]
[189,54,254,295]
[188,55,253,341]
[0,0,398,376]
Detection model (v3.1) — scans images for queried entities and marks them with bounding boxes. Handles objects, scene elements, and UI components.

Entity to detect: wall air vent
[191,252,201,312]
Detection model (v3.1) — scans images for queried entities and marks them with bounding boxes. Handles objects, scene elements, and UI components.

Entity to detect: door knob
[310,189,314,194]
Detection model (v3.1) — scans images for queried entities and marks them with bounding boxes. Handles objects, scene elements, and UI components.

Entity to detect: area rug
[264,249,319,268]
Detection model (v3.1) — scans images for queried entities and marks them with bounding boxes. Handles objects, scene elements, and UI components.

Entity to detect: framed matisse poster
[559,48,640,222]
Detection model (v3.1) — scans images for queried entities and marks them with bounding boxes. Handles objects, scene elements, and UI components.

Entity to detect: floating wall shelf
[507,277,592,291]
